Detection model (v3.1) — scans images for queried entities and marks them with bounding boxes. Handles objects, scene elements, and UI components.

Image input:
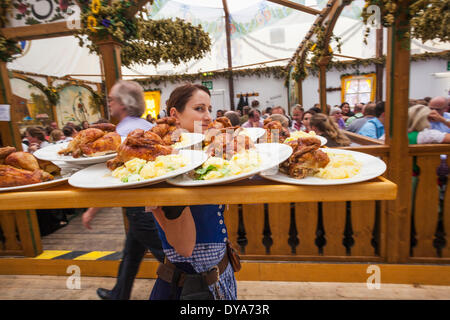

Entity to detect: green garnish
[121,176,129,183]
[194,165,217,180]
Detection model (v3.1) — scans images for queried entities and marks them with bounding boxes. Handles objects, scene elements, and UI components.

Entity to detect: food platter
[284,132,327,146]
[259,148,386,186]
[68,149,208,189]
[166,143,293,187]
[33,142,118,165]
[0,165,78,192]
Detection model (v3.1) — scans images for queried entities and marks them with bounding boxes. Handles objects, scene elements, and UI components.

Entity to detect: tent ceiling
[7,0,449,82]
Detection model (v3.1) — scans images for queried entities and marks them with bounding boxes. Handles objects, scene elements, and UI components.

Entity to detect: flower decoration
[91,0,101,15]
[87,15,97,32]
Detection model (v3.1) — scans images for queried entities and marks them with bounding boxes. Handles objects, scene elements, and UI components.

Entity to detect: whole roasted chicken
[0,147,59,187]
[58,127,121,158]
[280,137,329,179]
[263,118,290,143]
[204,117,239,146]
[205,132,254,160]
[106,129,173,170]
[150,117,180,146]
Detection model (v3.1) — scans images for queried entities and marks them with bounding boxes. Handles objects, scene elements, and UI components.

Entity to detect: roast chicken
[89,123,116,132]
[204,117,239,146]
[280,137,329,179]
[263,118,290,143]
[106,129,173,170]
[205,132,254,160]
[0,146,60,187]
[58,127,121,158]
[150,117,180,146]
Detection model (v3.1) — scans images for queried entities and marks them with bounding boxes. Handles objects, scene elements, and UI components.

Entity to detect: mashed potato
[195,149,261,180]
[112,154,189,182]
[284,130,318,143]
[314,152,362,179]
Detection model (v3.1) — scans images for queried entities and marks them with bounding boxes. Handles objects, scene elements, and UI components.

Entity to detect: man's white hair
[113,80,146,117]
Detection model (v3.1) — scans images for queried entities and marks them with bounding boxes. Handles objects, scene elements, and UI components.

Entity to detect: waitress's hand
[28,143,39,153]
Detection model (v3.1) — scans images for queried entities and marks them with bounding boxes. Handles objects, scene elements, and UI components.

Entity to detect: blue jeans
[110,207,165,300]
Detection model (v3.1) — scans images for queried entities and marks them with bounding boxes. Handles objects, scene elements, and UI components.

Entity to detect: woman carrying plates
[149,83,239,300]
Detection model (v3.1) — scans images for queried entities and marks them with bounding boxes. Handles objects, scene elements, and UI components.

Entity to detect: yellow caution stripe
[32,250,123,261]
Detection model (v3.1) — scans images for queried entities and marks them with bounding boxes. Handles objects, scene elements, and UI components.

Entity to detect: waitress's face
[170,89,212,133]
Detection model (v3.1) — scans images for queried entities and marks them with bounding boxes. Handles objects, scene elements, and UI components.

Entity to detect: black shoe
[96,288,113,300]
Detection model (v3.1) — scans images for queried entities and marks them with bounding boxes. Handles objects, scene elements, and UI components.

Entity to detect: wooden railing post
[0,61,22,148]
[385,0,412,263]
[95,36,122,123]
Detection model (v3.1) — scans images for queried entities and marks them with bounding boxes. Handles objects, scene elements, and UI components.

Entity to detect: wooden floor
[1,207,449,300]
[1,275,450,300]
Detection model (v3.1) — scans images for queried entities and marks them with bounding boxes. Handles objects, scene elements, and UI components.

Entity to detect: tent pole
[375,28,384,102]
[385,0,412,263]
[222,0,235,111]
[0,62,22,149]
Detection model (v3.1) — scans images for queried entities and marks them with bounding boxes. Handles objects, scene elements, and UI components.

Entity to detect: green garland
[361,0,450,43]
[0,0,21,62]
[75,0,211,67]
[135,66,288,86]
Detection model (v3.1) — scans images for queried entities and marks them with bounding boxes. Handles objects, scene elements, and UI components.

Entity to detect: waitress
[149,83,238,300]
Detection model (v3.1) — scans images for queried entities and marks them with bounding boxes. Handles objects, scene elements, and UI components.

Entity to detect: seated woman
[310,113,351,147]
[329,107,346,130]
[301,110,316,133]
[149,83,238,300]
[340,102,354,121]
[408,104,450,144]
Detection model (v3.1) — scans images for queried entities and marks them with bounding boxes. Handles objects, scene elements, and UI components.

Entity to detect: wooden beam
[375,28,384,102]
[385,0,412,264]
[267,0,322,15]
[0,21,76,41]
[222,0,235,110]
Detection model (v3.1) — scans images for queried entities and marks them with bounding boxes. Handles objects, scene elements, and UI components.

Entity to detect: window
[341,73,376,105]
[142,91,160,120]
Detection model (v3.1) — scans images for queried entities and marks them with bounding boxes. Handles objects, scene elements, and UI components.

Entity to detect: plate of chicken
[34,123,122,165]
[166,131,293,186]
[203,117,263,145]
[0,147,73,192]
[68,128,207,189]
[150,117,204,150]
[259,137,386,185]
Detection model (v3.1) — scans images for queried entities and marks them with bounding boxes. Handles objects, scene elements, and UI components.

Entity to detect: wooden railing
[0,210,42,257]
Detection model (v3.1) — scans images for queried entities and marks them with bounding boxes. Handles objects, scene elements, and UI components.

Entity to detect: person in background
[224,111,240,126]
[216,109,224,119]
[242,108,263,128]
[262,107,272,119]
[427,96,450,133]
[62,126,78,142]
[310,113,351,147]
[271,106,285,115]
[345,103,365,127]
[408,104,450,144]
[83,80,164,301]
[357,101,385,139]
[81,120,90,130]
[24,127,50,153]
[251,100,260,109]
[301,110,316,133]
[423,97,432,105]
[340,102,354,121]
[146,114,156,124]
[346,103,376,133]
[290,105,305,131]
[239,106,251,125]
[49,129,65,143]
[329,107,346,130]
[309,106,322,114]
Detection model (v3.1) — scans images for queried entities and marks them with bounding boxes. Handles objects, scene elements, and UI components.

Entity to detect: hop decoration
[76,0,212,68]
[361,0,450,43]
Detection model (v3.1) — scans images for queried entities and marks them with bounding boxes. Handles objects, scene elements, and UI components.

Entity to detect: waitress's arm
[152,206,196,257]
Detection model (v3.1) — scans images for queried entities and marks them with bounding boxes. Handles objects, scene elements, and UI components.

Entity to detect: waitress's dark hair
[166,83,211,114]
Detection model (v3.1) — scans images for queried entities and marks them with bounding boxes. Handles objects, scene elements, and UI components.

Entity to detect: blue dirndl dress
[150,204,237,300]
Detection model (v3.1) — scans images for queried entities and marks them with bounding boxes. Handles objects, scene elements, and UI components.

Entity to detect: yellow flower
[91,0,101,14]
[311,43,317,51]
[87,16,98,32]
